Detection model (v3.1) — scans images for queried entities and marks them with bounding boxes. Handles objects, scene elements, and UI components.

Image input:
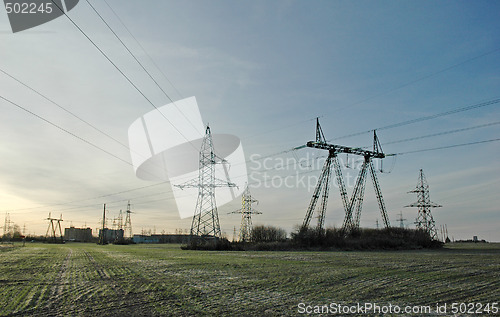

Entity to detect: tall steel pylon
[229,186,261,242]
[396,211,407,229]
[405,169,441,240]
[2,212,13,241]
[302,118,391,232]
[123,201,133,238]
[45,212,64,243]
[176,125,236,240]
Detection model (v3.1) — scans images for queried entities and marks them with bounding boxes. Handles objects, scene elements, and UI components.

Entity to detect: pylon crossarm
[176,177,236,189]
[307,141,385,159]
[405,202,442,208]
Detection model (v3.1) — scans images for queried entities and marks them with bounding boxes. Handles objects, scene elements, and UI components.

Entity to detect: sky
[0,0,499,241]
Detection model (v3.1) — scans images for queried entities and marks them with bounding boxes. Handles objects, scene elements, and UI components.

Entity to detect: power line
[0,66,170,178]
[2,180,170,214]
[0,67,129,150]
[85,0,200,135]
[382,121,500,145]
[86,0,202,148]
[90,0,319,145]
[396,138,500,155]
[337,47,500,111]
[5,91,498,218]
[102,0,184,100]
[0,94,131,166]
[9,134,499,231]
[330,97,500,141]
[50,0,198,150]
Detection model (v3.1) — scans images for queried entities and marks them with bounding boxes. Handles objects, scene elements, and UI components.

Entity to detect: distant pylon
[176,125,236,240]
[45,212,64,243]
[117,209,123,230]
[396,211,407,229]
[98,204,107,245]
[124,201,133,238]
[2,212,12,241]
[405,169,441,240]
[232,226,237,242]
[229,186,261,242]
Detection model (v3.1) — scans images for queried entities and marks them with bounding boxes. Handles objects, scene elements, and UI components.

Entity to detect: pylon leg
[302,153,334,230]
[342,159,369,232]
[316,162,332,230]
[353,170,367,229]
[369,160,390,228]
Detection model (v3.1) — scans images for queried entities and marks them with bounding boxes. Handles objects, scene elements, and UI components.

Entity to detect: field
[0,243,499,316]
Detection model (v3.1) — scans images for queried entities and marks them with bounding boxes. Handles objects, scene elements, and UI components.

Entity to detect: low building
[98,228,124,243]
[133,234,191,244]
[64,227,93,242]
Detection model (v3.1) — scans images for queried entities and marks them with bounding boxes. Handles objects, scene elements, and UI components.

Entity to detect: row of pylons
[183,119,442,243]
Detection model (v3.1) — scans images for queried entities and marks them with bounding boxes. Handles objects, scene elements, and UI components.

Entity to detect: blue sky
[0,1,499,241]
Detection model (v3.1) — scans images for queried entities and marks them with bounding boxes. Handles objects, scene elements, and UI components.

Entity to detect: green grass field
[0,242,499,316]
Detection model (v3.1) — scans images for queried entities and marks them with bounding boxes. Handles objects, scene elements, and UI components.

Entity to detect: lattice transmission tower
[302,118,391,233]
[405,169,441,240]
[45,212,64,243]
[229,186,261,242]
[123,200,133,238]
[2,212,13,242]
[396,211,407,229]
[176,125,236,241]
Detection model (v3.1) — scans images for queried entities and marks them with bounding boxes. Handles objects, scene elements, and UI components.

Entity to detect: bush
[181,237,234,251]
[291,226,443,250]
[251,225,287,243]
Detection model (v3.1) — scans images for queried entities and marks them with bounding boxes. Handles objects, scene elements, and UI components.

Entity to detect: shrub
[251,225,287,243]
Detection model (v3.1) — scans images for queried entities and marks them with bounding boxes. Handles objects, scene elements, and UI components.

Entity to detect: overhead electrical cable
[338,47,500,111]
[102,0,184,100]
[49,0,199,150]
[0,67,128,149]
[330,97,500,141]
[0,94,131,166]
[11,134,499,223]
[5,92,498,217]
[4,180,170,214]
[0,67,170,176]
[395,138,500,155]
[382,121,500,145]
[85,0,201,138]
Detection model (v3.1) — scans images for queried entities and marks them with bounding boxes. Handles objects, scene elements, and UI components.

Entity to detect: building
[133,234,191,244]
[64,227,93,242]
[98,228,124,243]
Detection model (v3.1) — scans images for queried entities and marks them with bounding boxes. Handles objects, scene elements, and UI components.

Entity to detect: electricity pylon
[396,211,407,229]
[176,125,236,240]
[98,204,107,245]
[117,210,123,230]
[302,118,391,233]
[45,212,64,243]
[229,186,261,242]
[123,201,133,238]
[405,169,441,240]
[2,212,13,242]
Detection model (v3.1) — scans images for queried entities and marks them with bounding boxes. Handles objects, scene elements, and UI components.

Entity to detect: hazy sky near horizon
[0,1,499,241]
